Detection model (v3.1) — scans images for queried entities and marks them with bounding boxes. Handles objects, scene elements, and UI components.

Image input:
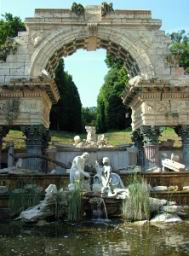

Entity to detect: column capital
[21,125,50,148]
[0,126,9,143]
[132,129,143,145]
[140,126,160,146]
[175,126,189,143]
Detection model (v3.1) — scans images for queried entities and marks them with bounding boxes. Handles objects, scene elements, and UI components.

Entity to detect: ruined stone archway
[29,28,154,79]
[1,5,187,171]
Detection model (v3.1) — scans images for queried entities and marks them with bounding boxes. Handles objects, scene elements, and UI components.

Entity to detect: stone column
[0,127,9,169]
[141,126,160,170]
[132,129,144,167]
[21,125,50,172]
[175,126,189,169]
[8,142,15,168]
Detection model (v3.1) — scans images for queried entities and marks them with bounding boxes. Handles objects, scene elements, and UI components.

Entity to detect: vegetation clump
[101,2,114,17]
[68,184,82,222]
[71,2,85,16]
[9,184,42,216]
[122,176,150,221]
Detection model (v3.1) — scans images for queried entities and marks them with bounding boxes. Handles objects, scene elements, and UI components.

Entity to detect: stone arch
[29,27,155,78]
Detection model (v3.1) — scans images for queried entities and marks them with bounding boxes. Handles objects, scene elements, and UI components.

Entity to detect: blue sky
[0,0,189,107]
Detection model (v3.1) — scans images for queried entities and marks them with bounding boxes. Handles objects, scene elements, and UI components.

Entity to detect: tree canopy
[96,54,131,132]
[0,13,25,46]
[50,59,83,132]
[82,107,96,127]
[169,30,189,74]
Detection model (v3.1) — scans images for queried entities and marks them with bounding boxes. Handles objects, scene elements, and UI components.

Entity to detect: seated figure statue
[68,152,90,191]
[93,157,127,198]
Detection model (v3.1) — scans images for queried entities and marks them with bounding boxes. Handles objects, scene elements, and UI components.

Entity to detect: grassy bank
[2,127,181,150]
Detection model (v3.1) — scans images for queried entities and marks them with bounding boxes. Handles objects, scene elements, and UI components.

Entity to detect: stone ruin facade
[0,5,188,171]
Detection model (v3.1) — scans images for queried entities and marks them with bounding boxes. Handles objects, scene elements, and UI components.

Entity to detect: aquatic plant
[9,184,42,216]
[55,189,68,219]
[68,184,82,222]
[122,175,150,221]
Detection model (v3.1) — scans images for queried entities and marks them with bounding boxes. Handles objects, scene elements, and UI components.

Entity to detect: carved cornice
[123,80,189,106]
[0,79,60,104]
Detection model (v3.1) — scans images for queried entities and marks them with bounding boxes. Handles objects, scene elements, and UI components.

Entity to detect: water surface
[0,221,189,256]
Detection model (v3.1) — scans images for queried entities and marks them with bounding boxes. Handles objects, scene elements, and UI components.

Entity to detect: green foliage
[169,30,189,73]
[101,2,114,17]
[5,98,20,125]
[9,184,41,216]
[96,54,131,132]
[0,37,18,61]
[50,59,83,132]
[82,107,96,127]
[68,185,82,222]
[105,53,124,69]
[0,13,25,61]
[71,2,85,16]
[0,13,25,47]
[122,176,150,221]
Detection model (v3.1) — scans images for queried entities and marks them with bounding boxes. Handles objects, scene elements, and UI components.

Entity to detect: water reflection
[0,221,189,256]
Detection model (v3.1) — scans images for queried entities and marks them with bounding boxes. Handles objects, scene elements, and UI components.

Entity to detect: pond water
[0,221,189,256]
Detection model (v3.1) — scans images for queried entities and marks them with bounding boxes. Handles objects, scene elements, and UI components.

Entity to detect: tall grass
[122,176,150,221]
[68,185,82,222]
[9,184,41,216]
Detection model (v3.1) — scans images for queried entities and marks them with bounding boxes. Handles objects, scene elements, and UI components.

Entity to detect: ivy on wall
[101,2,114,17]
[5,98,20,125]
[0,38,18,62]
[71,2,85,16]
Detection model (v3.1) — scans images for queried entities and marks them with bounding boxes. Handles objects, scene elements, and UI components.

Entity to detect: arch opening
[44,37,141,79]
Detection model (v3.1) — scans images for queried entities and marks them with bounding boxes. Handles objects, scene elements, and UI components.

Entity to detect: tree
[96,54,131,132]
[169,30,189,74]
[50,59,83,132]
[82,107,96,127]
[0,13,25,46]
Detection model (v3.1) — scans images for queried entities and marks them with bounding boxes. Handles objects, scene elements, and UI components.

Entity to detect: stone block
[162,159,186,172]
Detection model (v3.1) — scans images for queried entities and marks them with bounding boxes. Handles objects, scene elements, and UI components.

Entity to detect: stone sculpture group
[68,152,127,198]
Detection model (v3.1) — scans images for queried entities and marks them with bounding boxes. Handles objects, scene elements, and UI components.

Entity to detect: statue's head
[82,152,89,160]
[102,157,110,165]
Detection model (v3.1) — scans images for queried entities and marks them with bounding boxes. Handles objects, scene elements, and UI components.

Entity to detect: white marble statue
[93,157,128,198]
[85,126,96,143]
[68,152,90,191]
[128,73,148,87]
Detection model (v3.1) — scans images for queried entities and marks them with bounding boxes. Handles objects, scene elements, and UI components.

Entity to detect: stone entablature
[123,76,189,130]
[0,79,59,128]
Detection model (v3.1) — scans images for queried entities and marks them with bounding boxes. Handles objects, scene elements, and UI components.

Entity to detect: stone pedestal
[21,125,50,172]
[141,126,160,170]
[0,127,9,169]
[144,145,160,170]
[175,126,189,169]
